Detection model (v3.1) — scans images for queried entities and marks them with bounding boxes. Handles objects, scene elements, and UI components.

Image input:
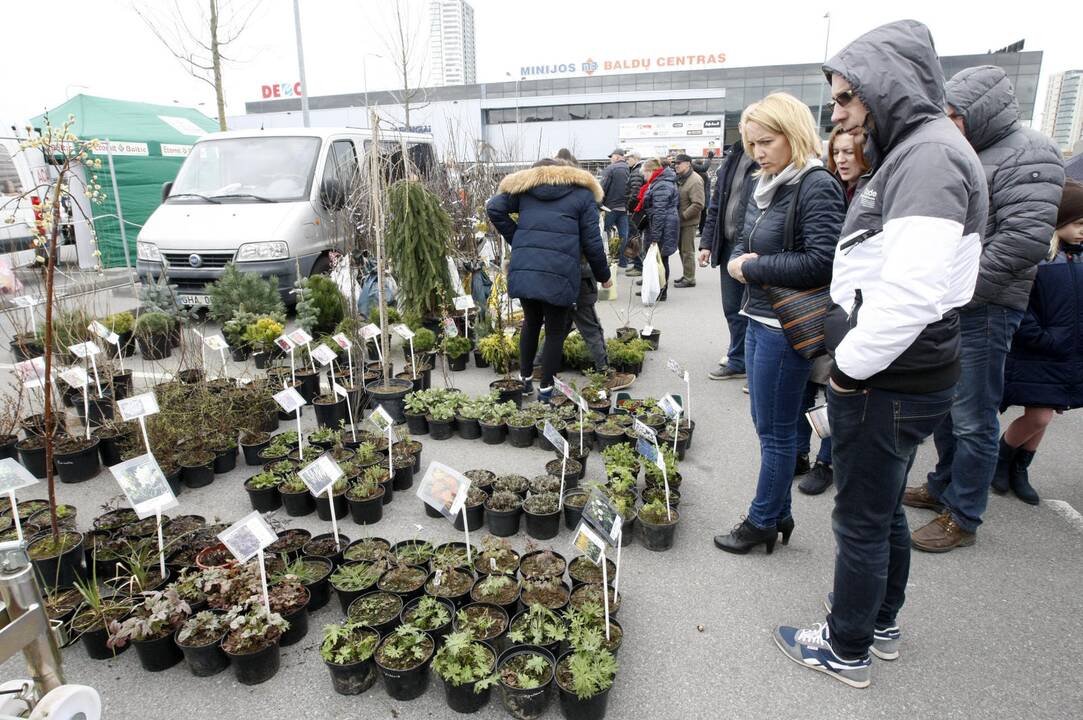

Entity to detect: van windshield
[169,136,321,203]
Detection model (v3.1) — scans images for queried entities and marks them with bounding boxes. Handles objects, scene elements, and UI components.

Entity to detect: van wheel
[309,254,332,277]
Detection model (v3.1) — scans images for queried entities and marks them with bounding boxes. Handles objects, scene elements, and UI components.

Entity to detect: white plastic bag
[641,244,662,305]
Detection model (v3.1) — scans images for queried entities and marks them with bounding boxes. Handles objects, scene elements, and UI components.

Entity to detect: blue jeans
[828,385,953,659]
[605,211,630,267]
[720,264,747,372]
[745,320,813,529]
[925,305,1024,532]
[796,381,833,465]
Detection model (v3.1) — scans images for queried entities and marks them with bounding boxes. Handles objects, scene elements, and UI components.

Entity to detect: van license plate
[179,294,209,306]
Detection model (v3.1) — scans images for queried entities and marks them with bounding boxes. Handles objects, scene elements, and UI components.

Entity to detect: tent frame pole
[104,138,136,293]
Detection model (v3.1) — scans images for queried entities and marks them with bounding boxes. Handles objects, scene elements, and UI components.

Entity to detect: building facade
[237,49,1043,163]
[428,0,477,87]
[1042,70,1083,154]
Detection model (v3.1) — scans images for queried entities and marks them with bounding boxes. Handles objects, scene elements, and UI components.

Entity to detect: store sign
[518,52,726,78]
[619,116,725,159]
[261,82,303,99]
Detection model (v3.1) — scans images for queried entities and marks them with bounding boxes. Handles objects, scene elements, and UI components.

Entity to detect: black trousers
[519,298,572,388]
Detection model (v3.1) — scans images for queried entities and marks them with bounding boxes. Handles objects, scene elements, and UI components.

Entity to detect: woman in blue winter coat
[633,157,679,301]
[714,92,846,556]
[486,159,613,401]
[995,179,1083,505]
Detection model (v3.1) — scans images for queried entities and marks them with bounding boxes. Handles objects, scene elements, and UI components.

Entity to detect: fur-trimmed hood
[497,165,604,203]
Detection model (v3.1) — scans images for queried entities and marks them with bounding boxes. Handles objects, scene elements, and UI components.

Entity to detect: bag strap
[782,166,840,252]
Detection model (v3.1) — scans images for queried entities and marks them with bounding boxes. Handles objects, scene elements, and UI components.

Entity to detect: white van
[136,127,435,305]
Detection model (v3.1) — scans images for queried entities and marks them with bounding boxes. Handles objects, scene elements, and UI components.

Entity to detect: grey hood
[823,19,946,162]
[945,65,1021,152]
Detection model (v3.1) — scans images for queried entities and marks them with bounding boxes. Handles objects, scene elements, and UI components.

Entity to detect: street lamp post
[815,12,832,135]
[292,0,311,128]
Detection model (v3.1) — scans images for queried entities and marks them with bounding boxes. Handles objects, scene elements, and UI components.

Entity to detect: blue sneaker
[537,386,553,403]
[824,593,901,661]
[773,622,871,688]
[519,374,534,395]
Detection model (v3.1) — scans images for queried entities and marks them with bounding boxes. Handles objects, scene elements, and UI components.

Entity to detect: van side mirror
[320,179,345,211]
[161,181,173,203]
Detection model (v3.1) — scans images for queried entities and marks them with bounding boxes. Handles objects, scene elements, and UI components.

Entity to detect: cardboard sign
[14,358,46,389]
[332,382,350,399]
[312,344,338,367]
[416,461,472,520]
[332,332,353,350]
[453,295,475,311]
[543,420,568,458]
[68,341,102,358]
[0,458,38,494]
[108,454,178,519]
[633,418,657,444]
[299,454,344,496]
[11,296,41,308]
[288,329,313,346]
[636,436,658,463]
[273,386,307,413]
[582,490,622,541]
[60,366,89,389]
[118,392,160,421]
[203,334,229,352]
[572,521,607,564]
[89,321,120,345]
[666,358,683,376]
[360,323,381,340]
[275,335,296,352]
[392,324,415,340]
[658,394,683,419]
[218,511,278,564]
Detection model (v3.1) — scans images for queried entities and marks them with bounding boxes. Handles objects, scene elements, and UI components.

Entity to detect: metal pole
[292,0,311,128]
[816,12,832,135]
[363,57,369,116]
[0,543,64,698]
[104,140,135,293]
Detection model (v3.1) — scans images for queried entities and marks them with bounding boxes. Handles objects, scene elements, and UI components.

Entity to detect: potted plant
[453,485,488,533]
[178,449,215,489]
[493,474,529,498]
[343,536,391,563]
[331,562,382,614]
[509,603,568,660]
[103,311,136,357]
[221,603,290,685]
[175,610,230,677]
[497,645,556,720]
[637,497,679,551]
[506,412,536,448]
[321,620,380,695]
[279,474,316,517]
[523,492,562,540]
[442,334,473,372]
[484,491,523,538]
[424,567,475,609]
[243,316,285,369]
[426,399,457,440]
[313,392,347,429]
[479,401,516,445]
[469,573,521,620]
[569,555,617,587]
[347,590,403,636]
[374,623,436,701]
[519,549,567,580]
[473,536,520,576]
[134,312,174,360]
[51,434,100,484]
[71,570,133,660]
[244,470,282,512]
[403,391,430,436]
[28,529,85,590]
[108,588,190,672]
[267,527,312,560]
[273,556,334,612]
[401,595,454,641]
[432,630,498,713]
[377,564,428,602]
[313,477,350,522]
[555,616,618,719]
[346,468,387,525]
[452,603,509,649]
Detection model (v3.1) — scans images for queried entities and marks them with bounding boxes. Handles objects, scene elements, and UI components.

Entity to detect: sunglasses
[829,89,857,110]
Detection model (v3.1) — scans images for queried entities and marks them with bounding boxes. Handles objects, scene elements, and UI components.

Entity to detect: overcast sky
[1,0,1077,131]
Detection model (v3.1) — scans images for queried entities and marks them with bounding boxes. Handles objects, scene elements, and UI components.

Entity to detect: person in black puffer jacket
[634,157,680,301]
[486,159,613,402]
[624,152,645,274]
[713,92,845,557]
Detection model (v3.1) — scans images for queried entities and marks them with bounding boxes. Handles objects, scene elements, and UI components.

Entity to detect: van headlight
[236,242,289,261]
[137,242,161,261]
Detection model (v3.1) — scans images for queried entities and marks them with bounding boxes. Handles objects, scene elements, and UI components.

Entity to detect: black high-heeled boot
[991,435,1017,495]
[777,517,795,545]
[714,518,778,555]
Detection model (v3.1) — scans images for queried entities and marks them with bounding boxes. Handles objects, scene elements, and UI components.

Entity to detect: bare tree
[378,0,430,131]
[133,0,264,130]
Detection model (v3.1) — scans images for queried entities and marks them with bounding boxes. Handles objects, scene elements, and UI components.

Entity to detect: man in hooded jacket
[904,65,1064,550]
[772,20,988,689]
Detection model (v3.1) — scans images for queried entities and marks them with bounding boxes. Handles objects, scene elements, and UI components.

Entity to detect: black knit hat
[1058,179,1083,229]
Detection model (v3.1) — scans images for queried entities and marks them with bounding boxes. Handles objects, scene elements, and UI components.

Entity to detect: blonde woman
[714,93,846,555]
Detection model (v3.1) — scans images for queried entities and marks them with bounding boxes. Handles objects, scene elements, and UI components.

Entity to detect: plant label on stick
[288,329,313,346]
[0,459,38,544]
[67,341,102,359]
[89,321,119,346]
[658,394,683,419]
[503,326,516,338]
[11,295,41,309]
[275,335,296,352]
[633,419,657,444]
[582,490,622,541]
[333,382,357,442]
[360,323,381,341]
[218,512,278,564]
[298,454,343,497]
[108,454,178,519]
[14,357,47,389]
[60,366,89,389]
[369,405,395,434]
[442,317,459,337]
[273,387,306,414]
[571,520,607,565]
[332,333,352,350]
[641,324,654,336]
[637,436,658,463]
[391,324,415,340]
[416,461,472,520]
[118,392,160,421]
[312,344,338,367]
[453,295,475,311]
[543,421,568,458]
[203,334,228,352]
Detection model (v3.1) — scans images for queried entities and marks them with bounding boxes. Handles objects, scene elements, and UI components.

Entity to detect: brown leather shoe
[911,512,976,553]
[902,484,944,512]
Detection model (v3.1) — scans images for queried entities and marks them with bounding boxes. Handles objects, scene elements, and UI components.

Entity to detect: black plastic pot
[365,379,413,424]
[29,532,85,590]
[424,500,443,518]
[448,353,469,371]
[212,446,238,474]
[347,490,385,525]
[138,332,172,360]
[77,617,128,660]
[640,329,661,350]
[0,435,16,460]
[296,371,321,403]
[442,670,494,713]
[326,655,378,696]
[279,593,310,647]
[16,440,48,479]
[181,457,214,488]
[314,397,347,429]
[456,416,481,440]
[54,439,101,484]
[563,493,588,531]
[490,380,525,408]
[245,481,282,513]
[392,462,414,492]
[242,437,271,465]
[524,509,561,541]
[303,561,334,612]
[485,506,522,538]
[224,637,281,685]
[95,432,126,466]
[498,645,555,720]
[176,632,229,677]
[556,652,611,720]
[280,489,316,517]
[453,502,485,532]
[314,491,349,521]
[639,511,679,551]
[428,417,454,440]
[376,650,432,702]
[110,371,133,400]
[593,431,625,451]
[231,345,250,362]
[507,424,535,448]
[480,422,506,445]
[404,411,429,436]
[473,349,489,369]
[133,631,184,672]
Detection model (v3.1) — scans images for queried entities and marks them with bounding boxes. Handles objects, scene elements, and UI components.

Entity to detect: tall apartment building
[428,0,476,87]
[1042,70,1083,153]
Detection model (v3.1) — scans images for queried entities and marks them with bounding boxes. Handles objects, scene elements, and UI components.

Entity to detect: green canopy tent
[30,95,218,268]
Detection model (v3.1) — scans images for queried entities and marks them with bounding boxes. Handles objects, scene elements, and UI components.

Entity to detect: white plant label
[68,341,102,358]
[636,436,658,463]
[203,334,228,352]
[299,454,344,496]
[658,394,683,419]
[572,521,607,565]
[503,326,517,338]
[633,418,657,444]
[275,335,296,352]
[118,392,160,421]
[273,386,306,413]
[641,324,654,336]
[370,405,394,431]
[416,461,472,520]
[360,323,381,340]
[89,321,119,345]
[332,382,350,399]
[582,490,622,541]
[312,344,338,367]
[332,333,353,350]
[442,317,459,338]
[392,324,415,340]
[108,454,178,519]
[218,511,278,564]
[543,421,568,458]
[288,329,313,346]
[14,358,47,389]
[453,295,475,311]
[60,366,89,388]
[0,458,38,494]
[11,296,41,308]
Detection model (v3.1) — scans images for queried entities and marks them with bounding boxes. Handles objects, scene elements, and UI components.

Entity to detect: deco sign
[261,82,303,99]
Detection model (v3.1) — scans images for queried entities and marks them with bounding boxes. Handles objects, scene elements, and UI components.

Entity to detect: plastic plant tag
[641,324,654,336]
[572,521,606,565]
[332,333,353,350]
[311,344,338,367]
[392,323,415,340]
[203,334,229,351]
[0,458,38,494]
[360,323,381,340]
[416,461,472,521]
[453,295,475,311]
[442,317,459,337]
[60,366,89,388]
[332,382,350,399]
[299,454,344,496]
[218,511,278,564]
[68,341,102,358]
[658,394,683,419]
[553,377,574,400]
[288,329,313,346]
[89,321,119,345]
[666,358,683,376]
[637,436,658,463]
[543,421,568,458]
[369,405,394,432]
[11,296,41,308]
[275,335,296,352]
[633,418,657,444]
[273,386,306,413]
[582,490,622,541]
[108,454,178,519]
[118,392,160,421]
[14,358,46,389]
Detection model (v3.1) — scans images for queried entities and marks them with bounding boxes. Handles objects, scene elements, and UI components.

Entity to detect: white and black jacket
[823,20,988,394]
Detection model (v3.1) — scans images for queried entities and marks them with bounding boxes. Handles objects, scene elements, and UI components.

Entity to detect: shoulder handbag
[763,167,839,360]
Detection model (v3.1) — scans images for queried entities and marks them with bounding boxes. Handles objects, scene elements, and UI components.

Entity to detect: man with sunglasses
[772,19,988,688]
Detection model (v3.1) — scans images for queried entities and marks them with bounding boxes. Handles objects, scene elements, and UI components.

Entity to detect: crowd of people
[486,18,1080,690]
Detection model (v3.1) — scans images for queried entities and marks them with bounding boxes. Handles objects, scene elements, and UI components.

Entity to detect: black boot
[991,435,1017,495]
[714,519,778,555]
[793,453,811,477]
[1009,448,1039,505]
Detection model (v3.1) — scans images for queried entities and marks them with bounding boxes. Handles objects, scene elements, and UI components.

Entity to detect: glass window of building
[619,102,637,118]
[670,74,690,90]
[671,99,689,116]
[602,102,619,119]
[636,74,654,91]
[635,101,653,116]
[585,103,602,119]
[552,105,571,121]
[688,98,707,114]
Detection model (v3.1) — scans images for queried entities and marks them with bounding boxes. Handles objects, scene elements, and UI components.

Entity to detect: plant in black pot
[497,646,557,720]
[403,391,431,436]
[523,492,562,541]
[321,620,380,696]
[401,595,454,642]
[243,316,285,369]
[478,399,516,445]
[426,399,457,441]
[221,602,290,685]
[453,485,488,533]
[374,623,436,702]
[509,603,568,659]
[134,312,174,361]
[108,587,190,672]
[71,569,134,660]
[313,392,347,429]
[179,448,215,489]
[331,562,383,615]
[555,621,618,720]
[432,629,498,714]
[52,434,100,484]
[278,473,316,517]
[175,610,230,677]
[346,468,387,525]
[637,497,679,552]
[506,412,536,448]
[473,535,520,576]
[484,491,523,538]
[470,573,521,619]
[441,334,473,372]
[27,529,85,590]
[313,476,350,522]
